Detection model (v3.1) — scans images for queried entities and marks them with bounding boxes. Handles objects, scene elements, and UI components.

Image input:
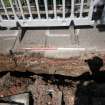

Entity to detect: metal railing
[0,0,94,28]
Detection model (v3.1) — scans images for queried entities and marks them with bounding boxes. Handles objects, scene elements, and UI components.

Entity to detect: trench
[0,54,105,105]
[0,70,105,105]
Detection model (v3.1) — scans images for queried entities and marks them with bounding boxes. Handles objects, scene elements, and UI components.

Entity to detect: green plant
[20,0,27,6]
[3,0,11,7]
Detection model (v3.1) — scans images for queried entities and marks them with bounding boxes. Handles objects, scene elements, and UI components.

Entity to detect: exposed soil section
[0,51,105,76]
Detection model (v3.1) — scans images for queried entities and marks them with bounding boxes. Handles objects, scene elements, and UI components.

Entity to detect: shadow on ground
[74,56,105,105]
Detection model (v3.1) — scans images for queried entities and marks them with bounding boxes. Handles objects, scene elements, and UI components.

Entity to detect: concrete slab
[0,37,15,53]
[0,30,19,37]
[44,28,105,58]
[47,36,71,47]
[1,27,105,58]
[46,28,78,48]
[44,48,85,58]
[15,30,46,49]
[0,30,20,54]
[79,28,105,50]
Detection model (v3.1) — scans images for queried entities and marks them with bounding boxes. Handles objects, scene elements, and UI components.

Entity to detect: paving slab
[79,28,105,49]
[0,27,105,58]
[19,30,46,48]
[0,30,20,54]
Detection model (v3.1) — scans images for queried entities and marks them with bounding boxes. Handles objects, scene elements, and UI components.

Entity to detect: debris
[0,72,33,97]
[0,103,20,105]
[0,93,30,105]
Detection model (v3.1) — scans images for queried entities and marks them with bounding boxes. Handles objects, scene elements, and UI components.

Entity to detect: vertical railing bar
[53,0,57,18]
[80,0,84,18]
[0,15,3,20]
[14,0,19,11]
[44,0,48,19]
[101,5,105,23]
[62,0,65,19]
[71,0,74,18]
[17,0,25,19]
[1,0,10,20]
[26,0,33,19]
[89,0,94,19]
[9,0,18,20]
[35,0,41,19]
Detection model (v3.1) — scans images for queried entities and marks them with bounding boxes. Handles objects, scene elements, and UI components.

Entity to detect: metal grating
[0,0,94,28]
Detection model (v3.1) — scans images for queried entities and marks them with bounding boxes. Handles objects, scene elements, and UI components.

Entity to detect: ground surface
[0,27,105,57]
[0,27,105,105]
[0,27,105,76]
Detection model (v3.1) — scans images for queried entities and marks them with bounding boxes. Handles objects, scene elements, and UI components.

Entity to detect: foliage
[3,0,11,7]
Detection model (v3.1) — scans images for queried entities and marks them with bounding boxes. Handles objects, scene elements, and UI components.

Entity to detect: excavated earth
[0,72,105,105]
[0,51,105,76]
[0,51,105,105]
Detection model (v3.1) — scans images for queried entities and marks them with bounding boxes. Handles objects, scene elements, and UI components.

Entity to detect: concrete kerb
[14,47,105,59]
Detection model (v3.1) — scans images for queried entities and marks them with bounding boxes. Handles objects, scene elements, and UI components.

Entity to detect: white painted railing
[0,0,94,28]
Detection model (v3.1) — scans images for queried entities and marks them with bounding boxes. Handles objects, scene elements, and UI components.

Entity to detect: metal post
[14,0,20,11]
[26,0,33,19]
[17,0,25,19]
[35,0,41,19]
[89,0,94,19]
[9,0,18,20]
[53,0,57,18]
[62,0,65,19]
[1,0,10,20]
[0,15,2,21]
[44,0,48,19]
[71,0,74,18]
[80,0,84,18]
[101,5,105,24]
